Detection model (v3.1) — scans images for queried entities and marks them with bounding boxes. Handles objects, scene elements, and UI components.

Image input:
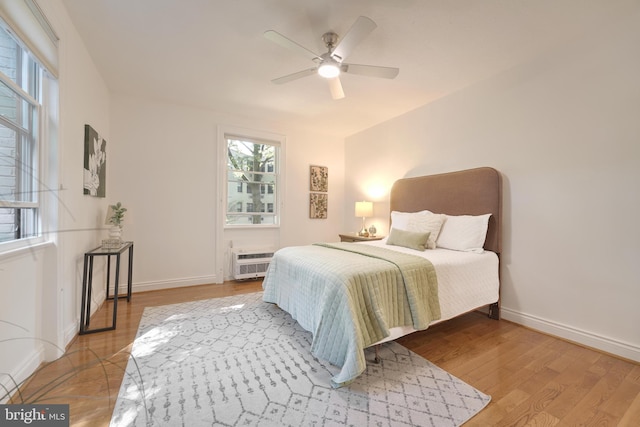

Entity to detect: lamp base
[358,227,370,237]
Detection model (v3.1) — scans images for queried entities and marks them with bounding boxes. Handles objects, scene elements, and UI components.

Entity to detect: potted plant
[106,202,127,242]
[108,202,127,226]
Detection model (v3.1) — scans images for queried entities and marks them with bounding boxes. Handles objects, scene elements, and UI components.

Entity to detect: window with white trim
[225,134,280,226]
[0,25,42,244]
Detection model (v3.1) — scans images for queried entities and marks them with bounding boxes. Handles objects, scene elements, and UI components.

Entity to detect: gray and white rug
[110,292,490,426]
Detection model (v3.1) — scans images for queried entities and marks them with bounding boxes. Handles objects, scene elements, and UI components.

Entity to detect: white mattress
[360,238,500,344]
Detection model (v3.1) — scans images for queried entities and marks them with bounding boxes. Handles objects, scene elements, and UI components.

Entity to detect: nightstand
[339,233,384,243]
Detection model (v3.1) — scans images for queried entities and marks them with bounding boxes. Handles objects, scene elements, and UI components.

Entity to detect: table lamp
[355,201,373,237]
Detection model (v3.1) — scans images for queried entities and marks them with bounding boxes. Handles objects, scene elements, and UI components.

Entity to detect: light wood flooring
[10,280,640,426]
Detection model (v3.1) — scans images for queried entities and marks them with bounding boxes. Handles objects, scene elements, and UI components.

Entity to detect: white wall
[47,0,112,344]
[345,7,640,361]
[109,94,345,288]
[0,0,112,394]
[0,245,47,397]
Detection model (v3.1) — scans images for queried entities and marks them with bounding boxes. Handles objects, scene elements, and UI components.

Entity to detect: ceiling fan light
[318,63,340,78]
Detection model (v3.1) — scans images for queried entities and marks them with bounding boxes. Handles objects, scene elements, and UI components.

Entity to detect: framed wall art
[83,124,106,197]
[309,165,328,192]
[309,165,328,219]
[309,193,328,219]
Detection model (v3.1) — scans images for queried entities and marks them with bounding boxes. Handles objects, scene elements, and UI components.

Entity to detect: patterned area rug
[110,292,490,426]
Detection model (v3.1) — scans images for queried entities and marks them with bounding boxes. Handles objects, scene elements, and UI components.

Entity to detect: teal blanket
[262,242,440,387]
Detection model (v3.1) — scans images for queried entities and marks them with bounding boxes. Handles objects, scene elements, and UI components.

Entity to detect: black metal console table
[79,241,134,334]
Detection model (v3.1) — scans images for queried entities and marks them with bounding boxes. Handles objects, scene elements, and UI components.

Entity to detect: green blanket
[262,242,440,387]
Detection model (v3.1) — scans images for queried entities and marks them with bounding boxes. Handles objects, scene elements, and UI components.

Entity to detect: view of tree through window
[226,135,279,225]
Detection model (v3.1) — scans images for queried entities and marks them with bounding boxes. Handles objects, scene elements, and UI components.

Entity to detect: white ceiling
[61,0,610,138]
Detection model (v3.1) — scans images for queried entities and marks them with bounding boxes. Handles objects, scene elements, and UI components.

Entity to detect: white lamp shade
[355,201,373,218]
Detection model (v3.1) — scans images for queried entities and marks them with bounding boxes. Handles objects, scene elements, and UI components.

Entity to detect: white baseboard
[64,321,78,349]
[501,307,640,363]
[121,275,220,294]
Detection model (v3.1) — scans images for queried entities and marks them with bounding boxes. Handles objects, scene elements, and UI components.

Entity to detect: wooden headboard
[389,167,503,254]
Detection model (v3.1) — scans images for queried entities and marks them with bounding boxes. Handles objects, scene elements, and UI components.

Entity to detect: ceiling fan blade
[271,68,317,84]
[328,77,345,100]
[331,16,376,61]
[264,30,321,61]
[342,63,399,79]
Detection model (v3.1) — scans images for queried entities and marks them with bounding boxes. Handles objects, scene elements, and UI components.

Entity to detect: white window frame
[0,23,48,253]
[218,126,285,230]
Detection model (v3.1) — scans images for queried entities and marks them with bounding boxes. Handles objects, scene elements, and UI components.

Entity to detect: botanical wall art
[309,165,328,192]
[309,193,328,219]
[309,165,328,219]
[83,124,106,197]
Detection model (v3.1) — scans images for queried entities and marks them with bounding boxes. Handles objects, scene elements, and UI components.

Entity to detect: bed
[262,167,502,387]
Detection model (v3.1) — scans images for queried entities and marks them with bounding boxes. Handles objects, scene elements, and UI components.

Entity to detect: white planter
[109,225,122,241]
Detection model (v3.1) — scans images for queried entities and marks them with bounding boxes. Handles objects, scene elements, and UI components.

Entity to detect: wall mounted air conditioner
[232,249,274,280]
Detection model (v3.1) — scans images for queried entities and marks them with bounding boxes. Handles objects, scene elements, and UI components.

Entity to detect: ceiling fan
[264,16,399,100]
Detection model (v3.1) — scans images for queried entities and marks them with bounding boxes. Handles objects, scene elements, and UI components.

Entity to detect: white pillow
[390,211,445,249]
[436,213,491,253]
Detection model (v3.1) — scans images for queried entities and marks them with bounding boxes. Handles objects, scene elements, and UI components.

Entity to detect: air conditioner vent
[232,250,274,280]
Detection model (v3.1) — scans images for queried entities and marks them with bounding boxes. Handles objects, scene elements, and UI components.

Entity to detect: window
[0,26,42,244]
[225,134,280,226]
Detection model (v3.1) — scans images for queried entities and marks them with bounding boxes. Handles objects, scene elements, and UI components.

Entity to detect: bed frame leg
[488,302,500,320]
[373,345,381,364]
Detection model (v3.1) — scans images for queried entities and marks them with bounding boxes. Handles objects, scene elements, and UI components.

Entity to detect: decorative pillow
[386,228,431,251]
[436,213,492,253]
[390,211,445,249]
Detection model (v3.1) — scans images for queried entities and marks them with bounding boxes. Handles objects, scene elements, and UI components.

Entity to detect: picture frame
[309,193,328,219]
[83,124,106,197]
[309,165,328,192]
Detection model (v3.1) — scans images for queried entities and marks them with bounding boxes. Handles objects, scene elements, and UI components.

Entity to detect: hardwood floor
[11,281,640,426]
